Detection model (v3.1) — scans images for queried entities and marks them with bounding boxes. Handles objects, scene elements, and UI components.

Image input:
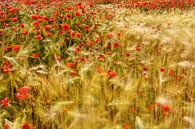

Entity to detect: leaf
[36,70,48,75]
[3,56,17,64]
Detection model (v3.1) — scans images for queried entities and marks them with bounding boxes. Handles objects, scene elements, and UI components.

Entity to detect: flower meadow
[0,0,195,129]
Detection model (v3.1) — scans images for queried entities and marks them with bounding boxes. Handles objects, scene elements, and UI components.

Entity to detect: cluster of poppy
[1,61,13,74]
[3,122,34,129]
[0,1,189,129]
[16,86,31,100]
[0,0,97,74]
[124,0,195,10]
[84,0,195,9]
[87,0,120,4]
[0,87,31,109]
[0,87,30,111]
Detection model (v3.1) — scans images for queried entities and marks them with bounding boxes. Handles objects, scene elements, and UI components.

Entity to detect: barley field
[0,0,195,129]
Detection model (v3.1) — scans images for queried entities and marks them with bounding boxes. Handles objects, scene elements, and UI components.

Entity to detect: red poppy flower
[83,18,87,23]
[36,35,43,41]
[176,75,183,81]
[90,4,94,8]
[75,32,81,37]
[67,62,76,69]
[98,54,104,60]
[3,123,10,129]
[106,14,113,19]
[129,108,136,113]
[76,2,82,6]
[3,23,8,28]
[0,97,9,108]
[70,71,77,77]
[44,25,50,30]
[74,47,80,53]
[65,37,69,40]
[162,105,171,113]
[79,57,86,62]
[0,29,4,34]
[78,5,84,10]
[123,52,131,57]
[32,15,38,20]
[43,16,49,21]
[32,53,40,59]
[160,67,165,72]
[108,69,117,78]
[124,123,130,129]
[147,105,153,110]
[16,93,29,100]
[61,23,70,31]
[1,61,13,74]
[9,8,18,14]
[37,29,41,35]
[105,51,112,55]
[55,25,59,30]
[169,69,174,76]
[96,37,101,43]
[22,122,33,129]
[33,21,39,28]
[66,13,72,20]
[105,45,111,49]
[19,87,31,95]
[84,25,90,32]
[16,87,31,100]
[114,42,120,49]
[22,30,29,35]
[66,6,74,11]
[36,29,41,35]
[78,43,83,48]
[71,31,76,37]
[3,45,12,52]
[12,26,18,31]
[53,11,59,17]
[88,41,94,46]
[10,17,18,22]
[50,17,55,22]
[117,32,121,37]
[107,33,113,38]
[75,12,81,17]
[46,32,52,37]
[20,23,25,28]
[143,66,148,71]
[60,15,64,20]
[135,47,141,52]
[12,44,20,53]
[38,18,43,23]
